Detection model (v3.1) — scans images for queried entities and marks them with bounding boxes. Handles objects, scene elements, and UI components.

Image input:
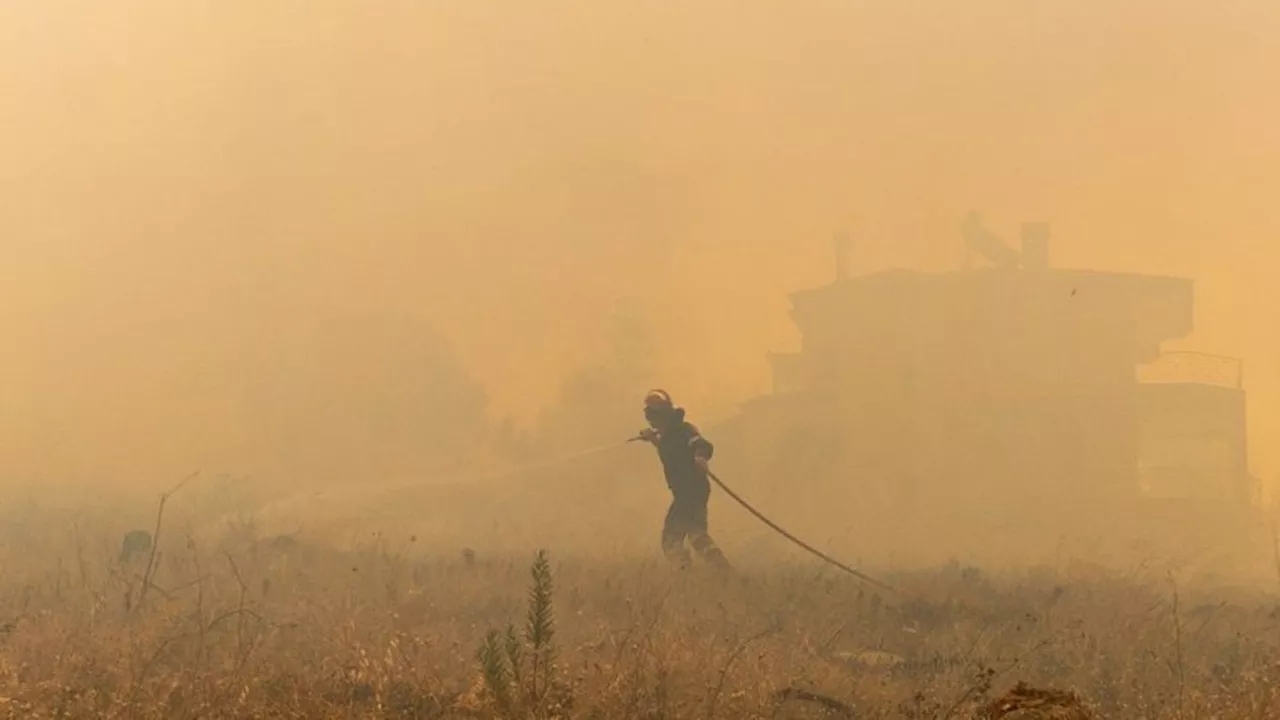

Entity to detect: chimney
[835,233,850,281]
[1020,222,1050,269]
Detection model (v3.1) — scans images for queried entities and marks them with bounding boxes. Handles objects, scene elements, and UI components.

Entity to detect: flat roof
[792,266,1191,303]
[787,266,1194,344]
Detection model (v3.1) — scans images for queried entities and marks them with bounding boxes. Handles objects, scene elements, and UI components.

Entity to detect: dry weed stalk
[132,472,199,615]
[7,502,1280,720]
[1168,572,1186,720]
[704,624,777,720]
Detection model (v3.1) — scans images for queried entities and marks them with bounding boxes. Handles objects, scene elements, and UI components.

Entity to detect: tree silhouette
[241,305,488,481]
[533,298,657,455]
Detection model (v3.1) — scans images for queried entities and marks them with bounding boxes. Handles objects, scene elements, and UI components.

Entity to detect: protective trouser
[661,488,730,571]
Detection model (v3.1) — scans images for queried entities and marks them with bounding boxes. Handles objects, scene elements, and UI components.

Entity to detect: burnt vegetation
[1,484,1279,719]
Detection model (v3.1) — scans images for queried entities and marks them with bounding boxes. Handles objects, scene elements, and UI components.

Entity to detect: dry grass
[1,489,1280,719]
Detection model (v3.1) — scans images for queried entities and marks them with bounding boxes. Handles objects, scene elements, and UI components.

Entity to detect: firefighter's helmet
[644,389,673,409]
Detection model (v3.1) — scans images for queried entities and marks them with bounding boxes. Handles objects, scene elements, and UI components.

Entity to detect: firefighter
[636,390,731,571]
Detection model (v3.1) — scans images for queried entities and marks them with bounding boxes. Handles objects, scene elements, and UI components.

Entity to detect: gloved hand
[637,428,660,444]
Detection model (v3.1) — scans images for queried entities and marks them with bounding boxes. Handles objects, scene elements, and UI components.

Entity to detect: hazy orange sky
[1,1,1277,485]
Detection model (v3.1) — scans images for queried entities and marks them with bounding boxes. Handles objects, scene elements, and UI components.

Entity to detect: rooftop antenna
[834,232,851,282]
[1020,221,1051,269]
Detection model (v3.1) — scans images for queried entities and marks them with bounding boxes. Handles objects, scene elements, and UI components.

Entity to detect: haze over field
[7,8,1280,716]
[1,1,1276,505]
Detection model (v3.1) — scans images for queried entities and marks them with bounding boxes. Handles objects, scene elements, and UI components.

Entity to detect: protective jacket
[654,408,714,497]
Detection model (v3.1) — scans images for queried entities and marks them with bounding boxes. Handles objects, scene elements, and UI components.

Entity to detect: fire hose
[703,465,894,592]
[628,436,894,592]
[353,435,892,592]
